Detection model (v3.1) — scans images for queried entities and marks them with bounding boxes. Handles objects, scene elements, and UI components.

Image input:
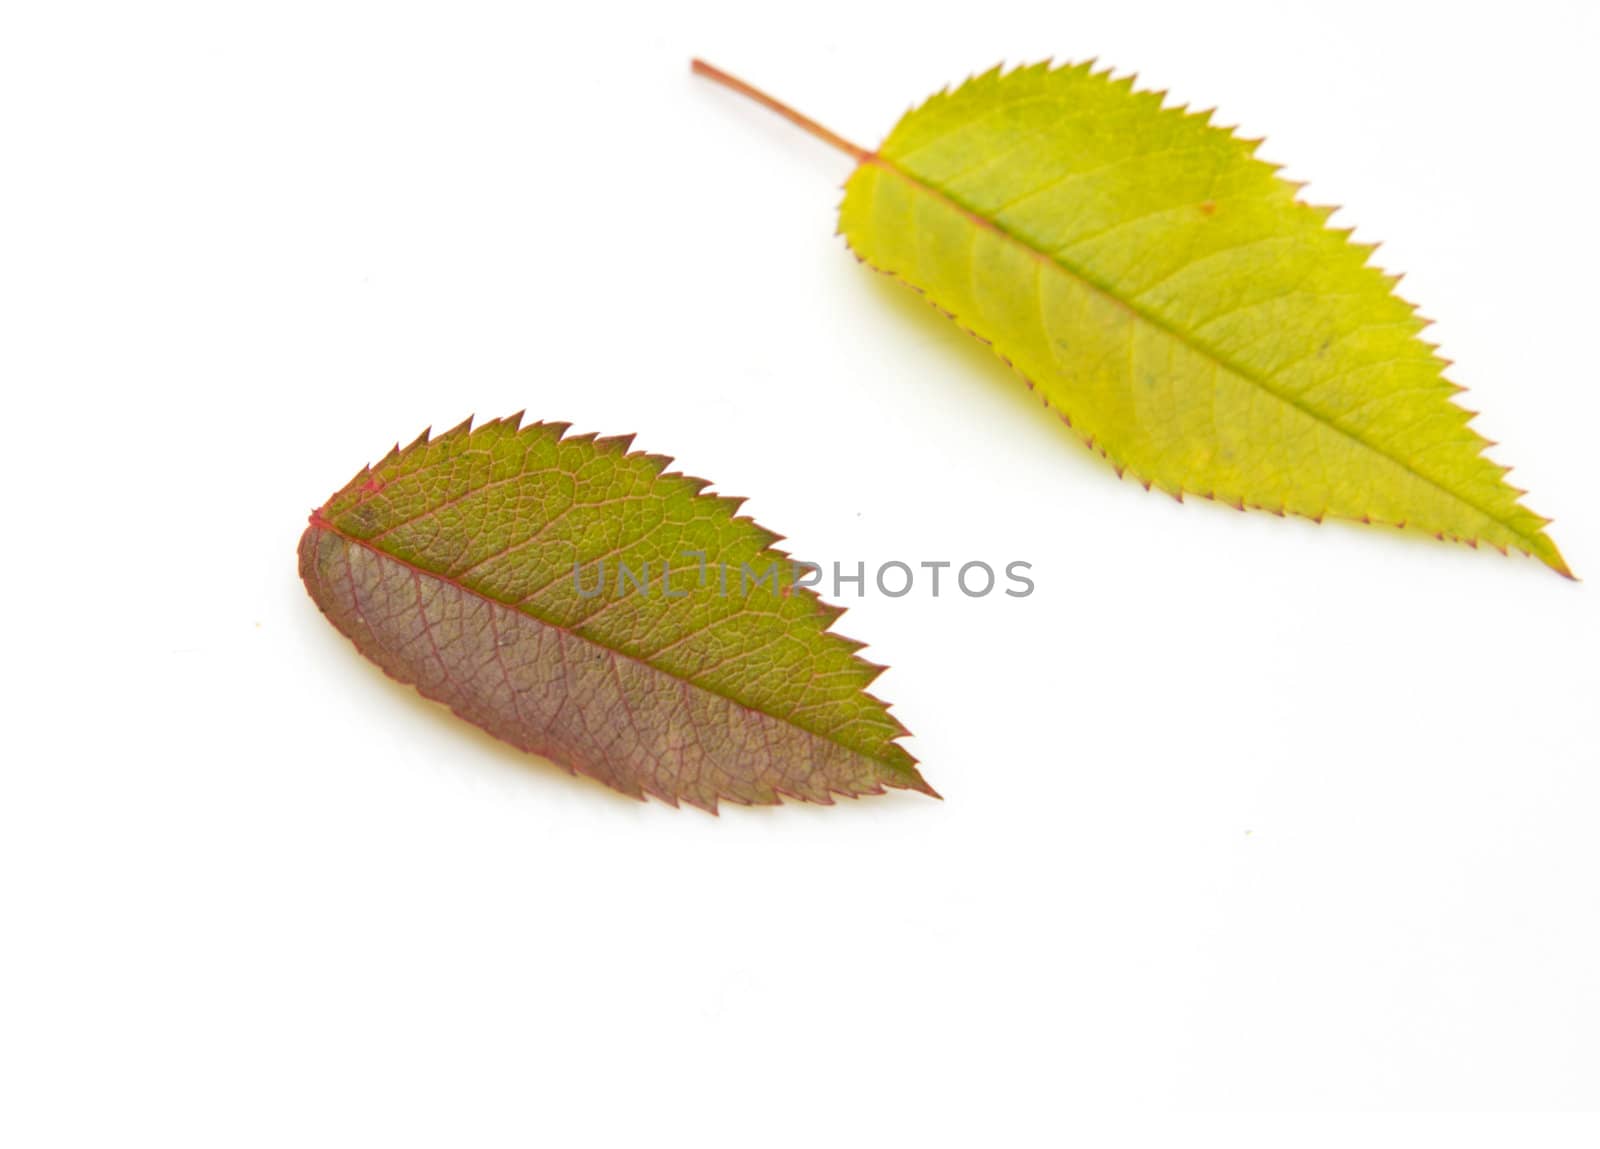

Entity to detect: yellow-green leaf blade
[839,62,1566,574]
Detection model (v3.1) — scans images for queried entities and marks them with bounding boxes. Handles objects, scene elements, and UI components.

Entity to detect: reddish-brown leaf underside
[299,415,935,812]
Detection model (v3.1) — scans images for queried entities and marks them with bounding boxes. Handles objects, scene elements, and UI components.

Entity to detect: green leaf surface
[299,416,932,811]
[697,59,1568,575]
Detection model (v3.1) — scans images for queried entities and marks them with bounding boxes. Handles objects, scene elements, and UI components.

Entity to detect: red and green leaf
[300,416,933,811]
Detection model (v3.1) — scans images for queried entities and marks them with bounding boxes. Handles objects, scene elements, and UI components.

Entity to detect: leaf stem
[691,59,873,163]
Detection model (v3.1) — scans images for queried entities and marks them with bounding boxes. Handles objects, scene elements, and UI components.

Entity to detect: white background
[3,0,1597,1141]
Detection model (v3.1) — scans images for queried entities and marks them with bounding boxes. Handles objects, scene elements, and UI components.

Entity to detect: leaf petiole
[691,58,873,163]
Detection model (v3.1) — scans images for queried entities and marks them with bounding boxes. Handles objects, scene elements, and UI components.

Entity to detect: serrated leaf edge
[306,413,937,812]
[842,59,1571,577]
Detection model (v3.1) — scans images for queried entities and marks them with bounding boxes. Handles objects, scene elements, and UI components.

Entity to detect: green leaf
[694,59,1569,576]
[299,416,933,811]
